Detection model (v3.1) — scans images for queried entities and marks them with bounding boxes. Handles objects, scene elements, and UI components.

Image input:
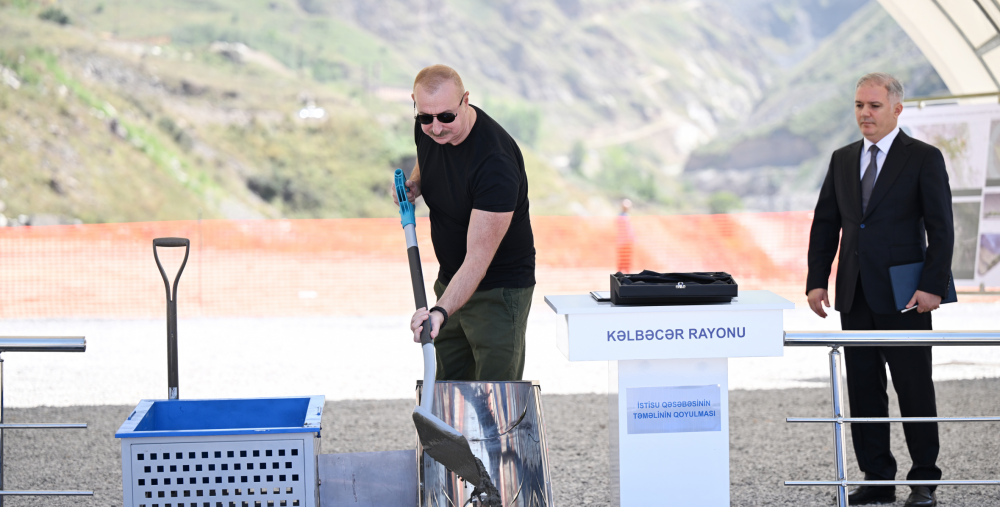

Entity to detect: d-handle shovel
[394,169,483,486]
[153,237,190,401]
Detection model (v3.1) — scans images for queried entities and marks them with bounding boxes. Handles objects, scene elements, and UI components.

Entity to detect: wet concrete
[469,457,502,507]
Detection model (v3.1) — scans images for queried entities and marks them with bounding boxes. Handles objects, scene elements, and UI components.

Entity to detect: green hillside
[0,0,948,223]
[0,0,596,223]
[683,1,949,211]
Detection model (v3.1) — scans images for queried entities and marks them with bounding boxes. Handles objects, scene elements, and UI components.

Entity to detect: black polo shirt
[414,105,535,289]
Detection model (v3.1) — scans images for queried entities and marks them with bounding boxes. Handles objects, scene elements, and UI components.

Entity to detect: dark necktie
[861,145,879,214]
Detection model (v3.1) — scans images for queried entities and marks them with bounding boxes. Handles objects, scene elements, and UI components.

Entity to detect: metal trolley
[783,331,1000,506]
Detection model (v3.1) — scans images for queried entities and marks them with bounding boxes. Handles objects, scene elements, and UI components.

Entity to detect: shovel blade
[413,406,481,487]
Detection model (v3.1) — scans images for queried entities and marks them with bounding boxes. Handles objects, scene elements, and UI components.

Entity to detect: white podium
[545,290,793,506]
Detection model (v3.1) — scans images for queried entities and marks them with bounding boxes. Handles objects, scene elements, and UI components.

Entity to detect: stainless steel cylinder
[416,380,554,507]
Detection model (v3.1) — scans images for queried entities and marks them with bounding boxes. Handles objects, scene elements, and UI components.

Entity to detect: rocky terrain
[0,0,949,223]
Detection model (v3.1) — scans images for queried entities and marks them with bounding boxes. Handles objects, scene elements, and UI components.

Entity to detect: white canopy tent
[880,0,1000,99]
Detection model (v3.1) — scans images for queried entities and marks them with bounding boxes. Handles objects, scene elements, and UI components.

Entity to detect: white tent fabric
[880,0,1000,97]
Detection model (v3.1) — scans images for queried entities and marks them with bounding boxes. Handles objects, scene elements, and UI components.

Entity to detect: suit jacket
[806,130,954,314]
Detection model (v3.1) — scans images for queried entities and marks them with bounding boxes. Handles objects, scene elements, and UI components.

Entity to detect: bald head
[412,65,475,146]
[413,64,465,99]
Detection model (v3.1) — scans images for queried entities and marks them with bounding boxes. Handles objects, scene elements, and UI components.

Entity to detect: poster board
[899,103,1000,288]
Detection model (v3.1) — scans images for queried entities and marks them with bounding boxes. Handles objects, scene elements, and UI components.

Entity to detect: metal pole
[787,479,1000,487]
[0,424,86,429]
[198,208,202,313]
[0,338,86,352]
[829,347,848,507]
[0,491,93,496]
[167,296,178,400]
[1,355,5,507]
[784,331,1000,347]
[789,416,1000,423]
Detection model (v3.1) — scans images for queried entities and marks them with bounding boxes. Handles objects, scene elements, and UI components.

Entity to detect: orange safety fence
[0,212,818,319]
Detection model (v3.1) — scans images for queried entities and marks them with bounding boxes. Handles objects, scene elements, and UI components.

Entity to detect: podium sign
[626,384,722,434]
[545,291,792,506]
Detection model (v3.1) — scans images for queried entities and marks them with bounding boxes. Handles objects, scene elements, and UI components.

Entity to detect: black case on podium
[610,271,738,305]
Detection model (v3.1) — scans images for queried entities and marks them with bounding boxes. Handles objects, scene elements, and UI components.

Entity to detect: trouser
[840,276,942,490]
[432,279,534,381]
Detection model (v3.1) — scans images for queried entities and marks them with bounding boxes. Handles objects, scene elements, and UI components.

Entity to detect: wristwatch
[429,306,449,330]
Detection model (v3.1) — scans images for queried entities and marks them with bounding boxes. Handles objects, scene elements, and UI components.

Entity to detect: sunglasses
[414,98,463,125]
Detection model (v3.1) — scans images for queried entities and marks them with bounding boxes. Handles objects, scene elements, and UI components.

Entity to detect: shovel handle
[395,169,415,228]
[153,237,190,401]
[396,169,433,346]
[153,237,191,248]
[153,238,190,303]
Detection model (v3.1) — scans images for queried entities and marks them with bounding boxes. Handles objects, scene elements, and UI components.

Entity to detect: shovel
[153,237,190,401]
[394,169,482,486]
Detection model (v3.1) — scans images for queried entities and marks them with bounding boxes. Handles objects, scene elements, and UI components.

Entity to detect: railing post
[1,354,5,507]
[786,331,1000,494]
[829,347,848,507]
[0,338,91,499]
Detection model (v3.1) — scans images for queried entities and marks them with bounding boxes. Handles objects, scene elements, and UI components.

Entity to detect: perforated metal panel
[127,439,308,507]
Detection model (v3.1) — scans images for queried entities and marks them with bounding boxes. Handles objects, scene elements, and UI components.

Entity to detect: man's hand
[410,307,445,343]
[391,179,421,206]
[906,290,941,313]
[807,288,830,318]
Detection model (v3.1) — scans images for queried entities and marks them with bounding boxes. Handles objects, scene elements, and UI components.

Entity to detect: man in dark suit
[806,72,954,507]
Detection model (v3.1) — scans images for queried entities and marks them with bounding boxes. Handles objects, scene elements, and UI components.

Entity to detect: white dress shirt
[860,126,900,183]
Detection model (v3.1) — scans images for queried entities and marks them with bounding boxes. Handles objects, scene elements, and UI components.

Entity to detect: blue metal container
[117,396,324,507]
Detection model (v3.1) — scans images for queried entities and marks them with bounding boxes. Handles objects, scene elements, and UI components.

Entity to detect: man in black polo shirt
[397,64,536,381]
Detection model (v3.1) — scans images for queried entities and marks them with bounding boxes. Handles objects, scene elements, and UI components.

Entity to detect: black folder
[888,262,957,312]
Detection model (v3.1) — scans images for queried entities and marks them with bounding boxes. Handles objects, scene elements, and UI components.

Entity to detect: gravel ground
[3,379,1000,506]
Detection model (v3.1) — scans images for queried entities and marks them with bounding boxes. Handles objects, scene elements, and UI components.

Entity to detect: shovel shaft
[407,248,427,310]
[397,172,434,402]
[404,225,433,346]
[420,343,435,411]
[396,170,483,488]
[167,299,179,399]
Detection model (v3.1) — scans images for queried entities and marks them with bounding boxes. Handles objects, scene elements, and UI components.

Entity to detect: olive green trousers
[432,279,534,381]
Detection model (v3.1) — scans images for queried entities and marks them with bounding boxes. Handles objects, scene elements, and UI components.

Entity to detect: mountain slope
[0,0,948,223]
[683,1,949,211]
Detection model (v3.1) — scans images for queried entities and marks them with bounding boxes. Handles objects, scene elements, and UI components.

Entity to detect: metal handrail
[0,336,93,503]
[0,491,95,496]
[789,416,1000,423]
[0,337,86,353]
[957,282,1000,295]
[0,424,88,429]
[787,480,1000,487]
[903,90,1000,107]
[785,331,1000,347]
[781,330,1000,507]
